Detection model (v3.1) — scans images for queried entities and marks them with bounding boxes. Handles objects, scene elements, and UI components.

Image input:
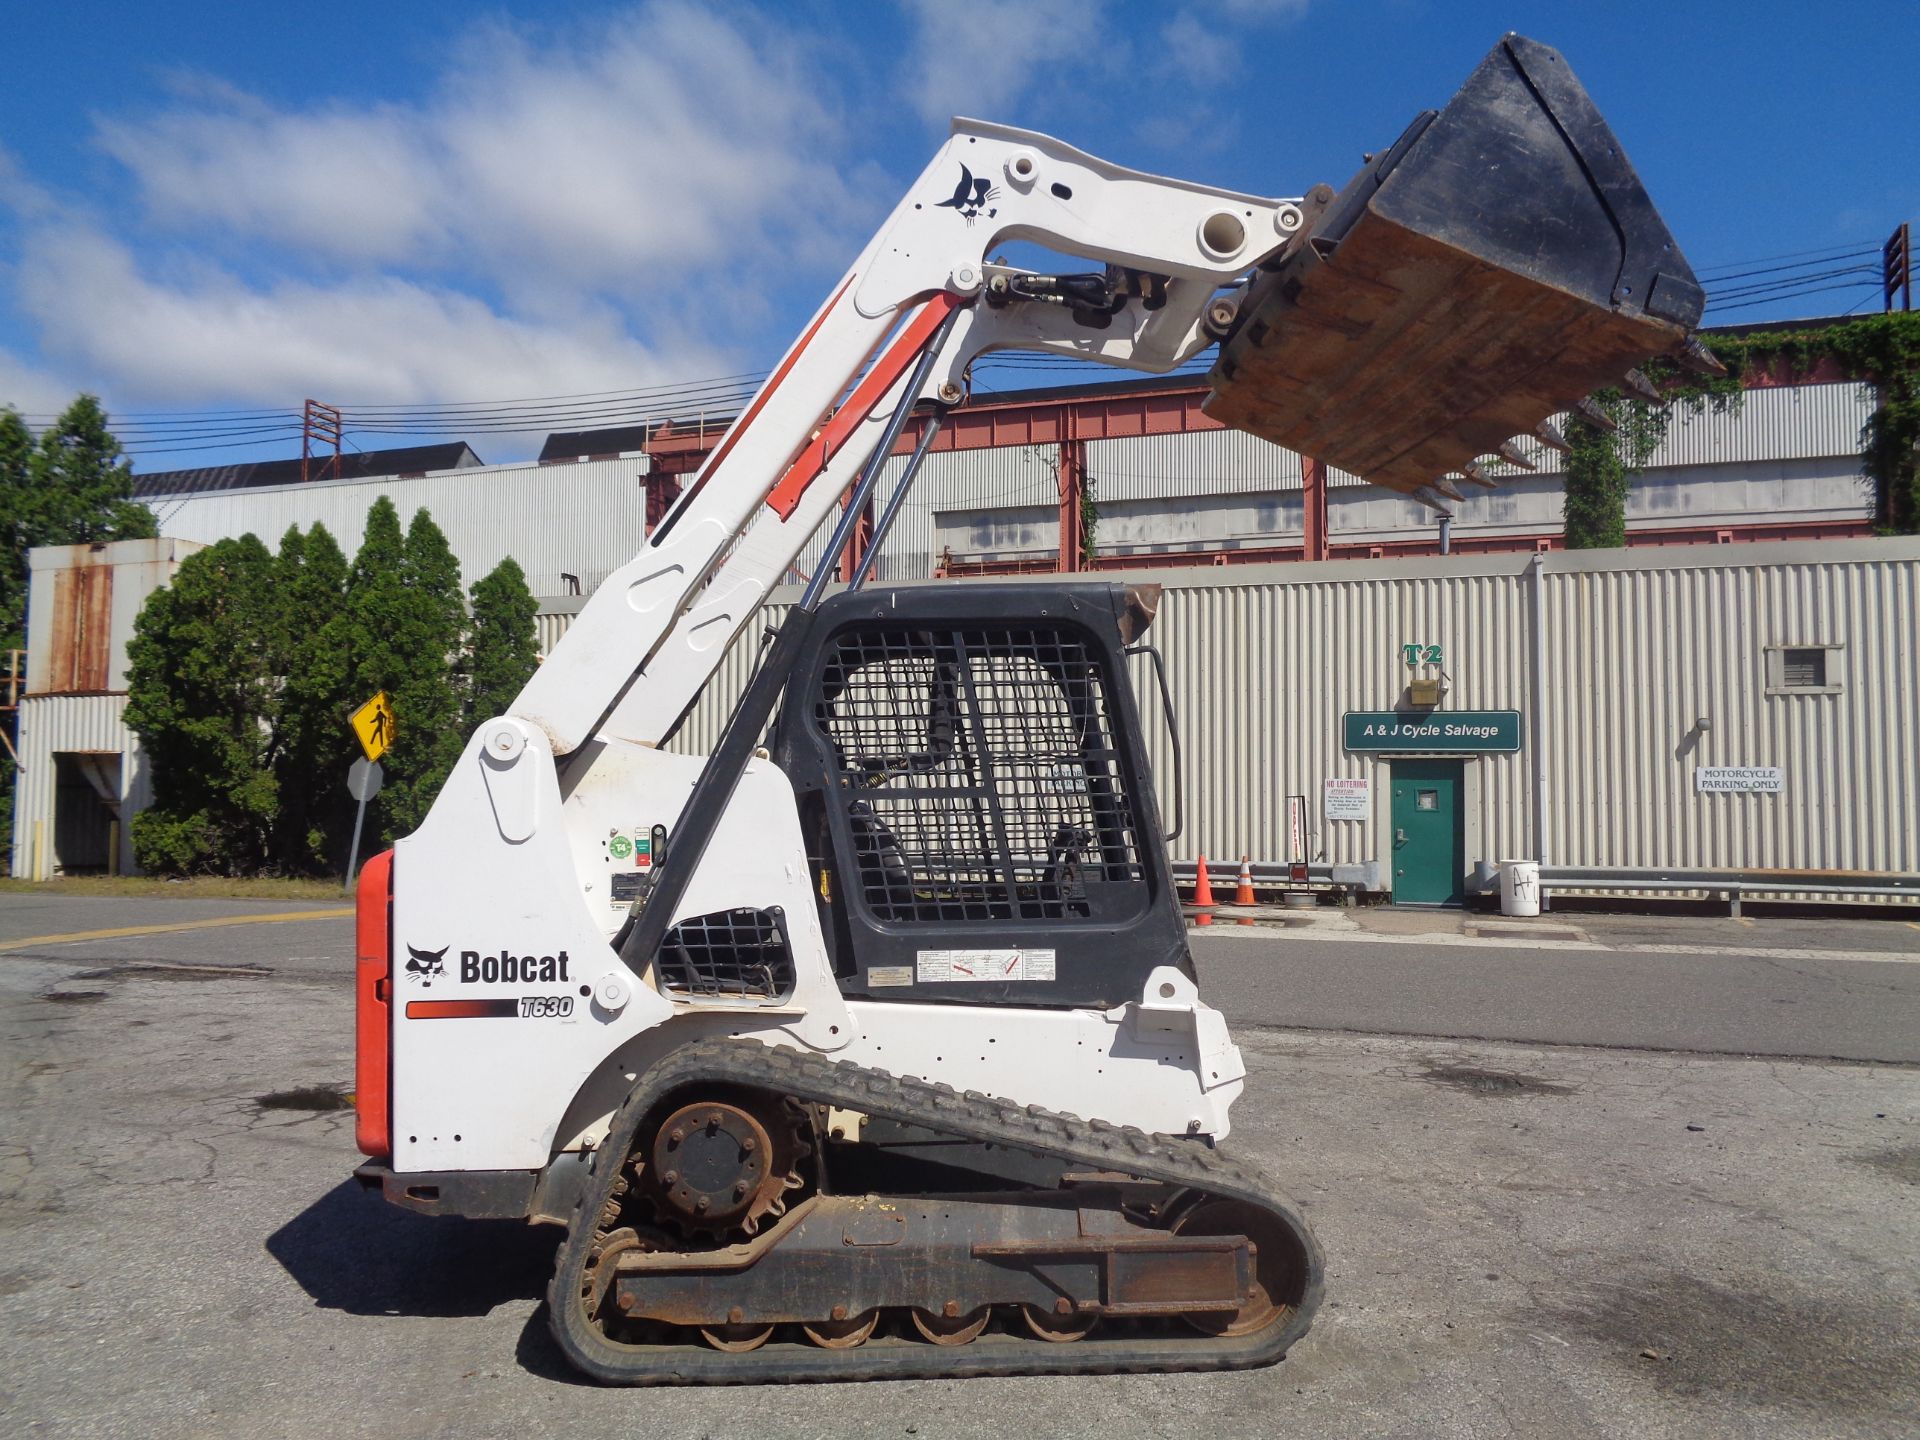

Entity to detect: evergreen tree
[124,536,280,874]
[465,557,539,727]
[26,396,156,547]
[0,412,24,870]
[269,523,356,872]
[0,408,34,650]
[343,499,468,840]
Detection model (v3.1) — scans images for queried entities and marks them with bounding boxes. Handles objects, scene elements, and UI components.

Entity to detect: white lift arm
[512,119,1304,757]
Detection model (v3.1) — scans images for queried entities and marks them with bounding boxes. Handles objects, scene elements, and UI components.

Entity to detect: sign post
[1286,793,1309,883]
[344,757,385,892]
[344,691,395,892]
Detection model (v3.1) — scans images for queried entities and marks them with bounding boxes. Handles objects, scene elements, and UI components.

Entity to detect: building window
[1765,644,1842,696]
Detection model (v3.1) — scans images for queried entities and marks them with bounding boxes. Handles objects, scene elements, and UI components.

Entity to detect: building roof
[538,425,653,461]
[133,442,484,497]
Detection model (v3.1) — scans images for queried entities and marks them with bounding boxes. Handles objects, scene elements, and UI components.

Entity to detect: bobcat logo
[405,944,447,981]
[936,164,999,224]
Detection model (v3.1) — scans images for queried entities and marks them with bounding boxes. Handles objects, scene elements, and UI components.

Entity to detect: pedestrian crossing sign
[350,691,395,763]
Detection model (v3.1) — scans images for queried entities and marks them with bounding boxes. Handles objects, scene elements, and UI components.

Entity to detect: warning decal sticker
[915,949,1057,983]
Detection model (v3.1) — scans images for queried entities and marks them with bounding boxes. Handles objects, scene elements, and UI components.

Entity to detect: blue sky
[1,0,1913,466]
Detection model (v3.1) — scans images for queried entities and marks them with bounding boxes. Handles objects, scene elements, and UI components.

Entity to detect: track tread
[547,1037,1323,1385]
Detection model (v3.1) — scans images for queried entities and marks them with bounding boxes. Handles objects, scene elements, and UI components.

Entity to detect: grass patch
[0,876,346,901]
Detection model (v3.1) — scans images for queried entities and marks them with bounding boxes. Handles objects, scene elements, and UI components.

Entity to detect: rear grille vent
[657,908,794,1000]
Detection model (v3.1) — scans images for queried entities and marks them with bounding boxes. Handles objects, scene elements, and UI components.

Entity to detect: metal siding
[1541,551,1918,890]
[520,542,1920,892]
[1496,383,1873,476]
[10,694,144,878]
[1131,566,1532,871]
[145,458,654,598]
[1086,429,1303,499]
[25,539,201,695]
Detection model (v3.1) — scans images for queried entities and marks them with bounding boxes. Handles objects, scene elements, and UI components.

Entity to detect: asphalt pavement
[1192,928,1920,1063]
[1,892,1917,1438]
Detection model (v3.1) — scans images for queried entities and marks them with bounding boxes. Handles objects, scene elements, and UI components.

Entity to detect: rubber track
[547,1037,1324,1385]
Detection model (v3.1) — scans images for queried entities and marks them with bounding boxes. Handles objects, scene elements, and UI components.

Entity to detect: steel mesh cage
[658,907,795,999]
[813,624,1144,923]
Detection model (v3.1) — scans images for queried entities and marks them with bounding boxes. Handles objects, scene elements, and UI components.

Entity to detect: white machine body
[383,119,1296,1176]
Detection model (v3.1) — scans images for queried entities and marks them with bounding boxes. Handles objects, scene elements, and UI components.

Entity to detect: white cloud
[90,3,869,301]
[95,102,442,266]
[896,0,1108,128]
[14,218,718,407]
[1218,0,1311,17]
[0,345,79,417]
[0,2,900,428]
[1157,12,1240,86]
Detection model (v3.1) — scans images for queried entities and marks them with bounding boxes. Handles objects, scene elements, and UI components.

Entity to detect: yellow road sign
[350,691,395,763]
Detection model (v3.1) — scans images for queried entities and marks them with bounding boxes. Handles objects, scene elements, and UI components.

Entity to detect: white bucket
[1498,860,1541,917]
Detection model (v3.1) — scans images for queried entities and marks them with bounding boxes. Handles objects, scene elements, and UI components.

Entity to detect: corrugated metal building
[10,539,204,878]
[131,381,1875,592]
[925,383,1875,569]
[10,367,1907,897]
[142,454,655,597]
[543,537,1918,902]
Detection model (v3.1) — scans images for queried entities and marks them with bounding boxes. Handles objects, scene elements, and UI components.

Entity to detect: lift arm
[512,34,1705,759]
[511,119,1302,759]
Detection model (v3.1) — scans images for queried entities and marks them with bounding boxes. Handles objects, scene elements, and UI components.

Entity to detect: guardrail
[1171,859,1919,918]
[1535,865,1920,916]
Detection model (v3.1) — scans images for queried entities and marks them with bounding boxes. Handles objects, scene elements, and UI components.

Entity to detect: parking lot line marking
[0,908,351,953]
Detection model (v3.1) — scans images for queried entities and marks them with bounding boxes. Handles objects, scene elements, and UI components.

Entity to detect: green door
[1390,759,1465,905]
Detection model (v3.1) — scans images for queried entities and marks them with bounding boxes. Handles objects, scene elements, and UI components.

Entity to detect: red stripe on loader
[765,292,964,521]
[404,998,520,1020]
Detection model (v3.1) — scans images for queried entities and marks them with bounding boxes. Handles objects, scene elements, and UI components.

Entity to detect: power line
[1694,241,1880,281]
[22,233,1898,465]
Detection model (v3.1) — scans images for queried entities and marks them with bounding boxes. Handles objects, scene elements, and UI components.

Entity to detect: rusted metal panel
[49,561,114,693]
[25,539,200,696]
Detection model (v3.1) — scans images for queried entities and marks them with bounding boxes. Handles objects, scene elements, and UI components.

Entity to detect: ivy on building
[1701,311,1920,534]
[1559,311,1919,547]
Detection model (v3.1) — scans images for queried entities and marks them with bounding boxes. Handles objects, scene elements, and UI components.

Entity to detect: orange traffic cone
[1236,856,1255,925]
[1194,854,1214,926]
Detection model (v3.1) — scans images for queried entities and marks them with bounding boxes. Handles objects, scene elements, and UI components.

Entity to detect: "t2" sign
[1401,643,1444,668]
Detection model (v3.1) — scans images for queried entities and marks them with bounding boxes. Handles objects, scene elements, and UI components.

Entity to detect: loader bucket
[1206,34,1704,499]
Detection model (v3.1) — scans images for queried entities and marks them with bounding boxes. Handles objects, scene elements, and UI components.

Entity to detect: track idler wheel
[1172,1198,1310,1338]
[802,1308,880,1349]
[911,1307,990,1345]
[1021,1303,1099,1342]
[640,1095,808,1239]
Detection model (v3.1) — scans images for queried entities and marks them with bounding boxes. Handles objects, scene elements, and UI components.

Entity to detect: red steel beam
[936,516,1875,575]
